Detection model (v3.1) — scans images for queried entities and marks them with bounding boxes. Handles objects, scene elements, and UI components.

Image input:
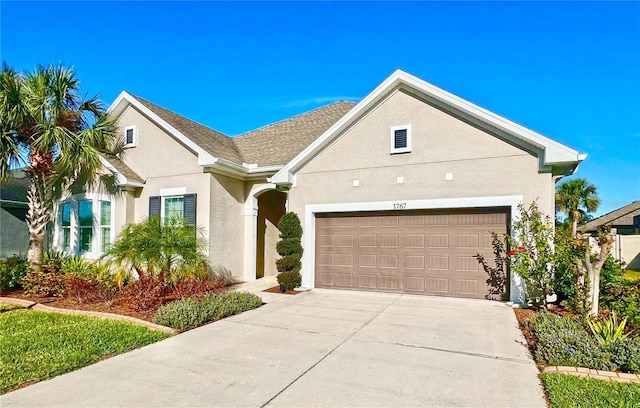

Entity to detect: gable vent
[394,129,408,149]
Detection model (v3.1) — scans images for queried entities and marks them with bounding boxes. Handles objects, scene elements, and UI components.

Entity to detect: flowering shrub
[474,232,509,300]
[507,201,555,307]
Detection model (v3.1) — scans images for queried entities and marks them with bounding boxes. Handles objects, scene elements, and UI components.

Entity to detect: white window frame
[390,124,412,154]
[54,194,115,259]
[161,195,186,222]
[124,125,137,148]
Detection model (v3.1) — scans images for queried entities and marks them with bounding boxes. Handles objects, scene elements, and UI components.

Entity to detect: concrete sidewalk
[2,288,546,408]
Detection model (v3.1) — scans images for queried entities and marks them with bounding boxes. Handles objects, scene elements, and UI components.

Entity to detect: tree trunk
[25,170,53,274]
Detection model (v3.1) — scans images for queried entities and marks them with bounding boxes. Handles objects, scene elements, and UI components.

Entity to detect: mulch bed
[263,286,301,295]
[3,286,227,322]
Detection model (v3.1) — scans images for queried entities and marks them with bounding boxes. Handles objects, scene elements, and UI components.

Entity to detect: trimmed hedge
[276,212,303,290]
[526,313,640,373]
[153,291,262,331]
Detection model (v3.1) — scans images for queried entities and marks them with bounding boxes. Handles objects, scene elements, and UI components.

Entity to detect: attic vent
[390,125,411,154]
[124,125,137,147]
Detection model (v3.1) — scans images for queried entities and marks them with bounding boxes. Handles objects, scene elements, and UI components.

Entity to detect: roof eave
[204,158,283,181]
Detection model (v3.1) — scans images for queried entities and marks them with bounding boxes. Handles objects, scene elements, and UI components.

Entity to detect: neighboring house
[583,201,640,270]
[0,169,30,258]
[53,70,585,302]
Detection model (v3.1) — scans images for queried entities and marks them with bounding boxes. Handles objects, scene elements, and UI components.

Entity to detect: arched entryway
[243,185,287,281]
[255,190,286,278]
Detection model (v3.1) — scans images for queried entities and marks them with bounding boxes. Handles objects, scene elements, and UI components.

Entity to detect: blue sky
[2,1,639,217]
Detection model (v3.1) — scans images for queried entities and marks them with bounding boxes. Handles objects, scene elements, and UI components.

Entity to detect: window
[390,125,412,154]
[78,200,93,252]
[61,203,72,251]
[56,196,113,257]
[149,193,197,225]
[124,125,136,147]
[100,201,111,252]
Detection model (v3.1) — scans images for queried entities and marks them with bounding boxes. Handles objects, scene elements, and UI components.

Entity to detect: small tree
[275,212,303,291]
[474,232,509,300]
[576,228,614,316]
[507,201,555,308]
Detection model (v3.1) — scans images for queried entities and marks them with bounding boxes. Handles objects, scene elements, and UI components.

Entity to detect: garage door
[314,208,508,299]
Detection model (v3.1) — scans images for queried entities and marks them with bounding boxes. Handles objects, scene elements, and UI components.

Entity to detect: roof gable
[271,69,586,185]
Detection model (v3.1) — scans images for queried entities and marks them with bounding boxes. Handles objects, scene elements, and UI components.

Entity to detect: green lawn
[0,305,169,394]
[542,373,640,408]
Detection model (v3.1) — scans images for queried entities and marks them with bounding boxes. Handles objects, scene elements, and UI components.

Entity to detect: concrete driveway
[2,287,546,408]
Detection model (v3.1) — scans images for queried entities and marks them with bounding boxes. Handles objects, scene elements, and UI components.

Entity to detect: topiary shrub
[276,212,303,291]
[153,291,262,331]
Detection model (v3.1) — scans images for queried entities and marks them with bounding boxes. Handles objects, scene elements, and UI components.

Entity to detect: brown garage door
[314,208,508,299]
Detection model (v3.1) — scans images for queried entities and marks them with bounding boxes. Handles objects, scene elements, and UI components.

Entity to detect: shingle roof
[102,156,144,184]
[128,95,356,167]
[132,95,245,164]
[583,201,640,232]
[0,169,28,203]
[234,101,357,166]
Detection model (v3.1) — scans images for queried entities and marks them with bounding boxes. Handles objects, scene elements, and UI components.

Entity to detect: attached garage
[314,208,508,299]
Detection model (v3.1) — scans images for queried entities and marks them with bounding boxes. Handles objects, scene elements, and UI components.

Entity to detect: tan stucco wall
[118,106,202,179]
[208,174,246,278]
[289,90,554,217]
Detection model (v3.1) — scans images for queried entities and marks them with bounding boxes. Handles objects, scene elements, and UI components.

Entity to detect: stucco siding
[292,89,554,216]
[117,106,202,179]
[208,174,246,279]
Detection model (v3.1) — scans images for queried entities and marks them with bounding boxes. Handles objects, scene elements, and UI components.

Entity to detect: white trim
[390,124,412,154]
[54,193,115,260]
[123,125,137,148]
[98,156,144,188]
[301,195,525,303]
[272,69,585,184]
[159,187,187,196]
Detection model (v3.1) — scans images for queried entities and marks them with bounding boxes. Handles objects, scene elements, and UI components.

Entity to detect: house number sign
[393,202,407,210]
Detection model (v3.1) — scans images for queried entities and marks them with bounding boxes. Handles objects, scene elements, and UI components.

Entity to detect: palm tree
[0,64,121,273]
[555,178,601,238]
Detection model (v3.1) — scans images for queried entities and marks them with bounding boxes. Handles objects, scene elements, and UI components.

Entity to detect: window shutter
[183,194,197,226]
[394,129,408,149]
[149,196,161,218]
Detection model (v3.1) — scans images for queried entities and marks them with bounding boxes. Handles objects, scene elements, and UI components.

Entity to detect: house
[583,201,640,270]
[0,169,29,258]
[53,70,585,302]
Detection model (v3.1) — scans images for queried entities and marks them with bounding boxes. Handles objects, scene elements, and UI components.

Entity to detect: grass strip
[542,373,640,408]
[0,307,169,394]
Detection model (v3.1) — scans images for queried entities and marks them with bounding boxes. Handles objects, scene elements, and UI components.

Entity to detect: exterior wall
[118,106,202,179]
[0,206,29,257]
[290,90,554,217]
[288,89,555,302]
[209,173,246,279]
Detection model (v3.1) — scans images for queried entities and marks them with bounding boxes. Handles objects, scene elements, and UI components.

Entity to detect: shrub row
[0,255,29,292]
[526,313,640,373]
[153,291,263,331]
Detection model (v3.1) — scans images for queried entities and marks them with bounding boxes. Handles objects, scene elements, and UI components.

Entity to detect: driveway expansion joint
[260,295,402,407]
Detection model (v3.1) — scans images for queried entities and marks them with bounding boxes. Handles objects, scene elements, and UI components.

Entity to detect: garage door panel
[315,208,508,299]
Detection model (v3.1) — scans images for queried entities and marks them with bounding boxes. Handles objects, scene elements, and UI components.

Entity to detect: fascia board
[98,156,144,188]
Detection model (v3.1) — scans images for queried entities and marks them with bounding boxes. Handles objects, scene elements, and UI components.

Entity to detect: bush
[526,312,640,373]
[600,278,640,329]
[0,255,29,292]
[277,271,302,291]
[275,212,303,289]
[276,238,303,256]
[22,252,66,297]
[153,291,262,331]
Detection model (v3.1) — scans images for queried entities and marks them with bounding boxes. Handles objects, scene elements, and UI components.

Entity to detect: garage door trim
[302,195,523,302]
